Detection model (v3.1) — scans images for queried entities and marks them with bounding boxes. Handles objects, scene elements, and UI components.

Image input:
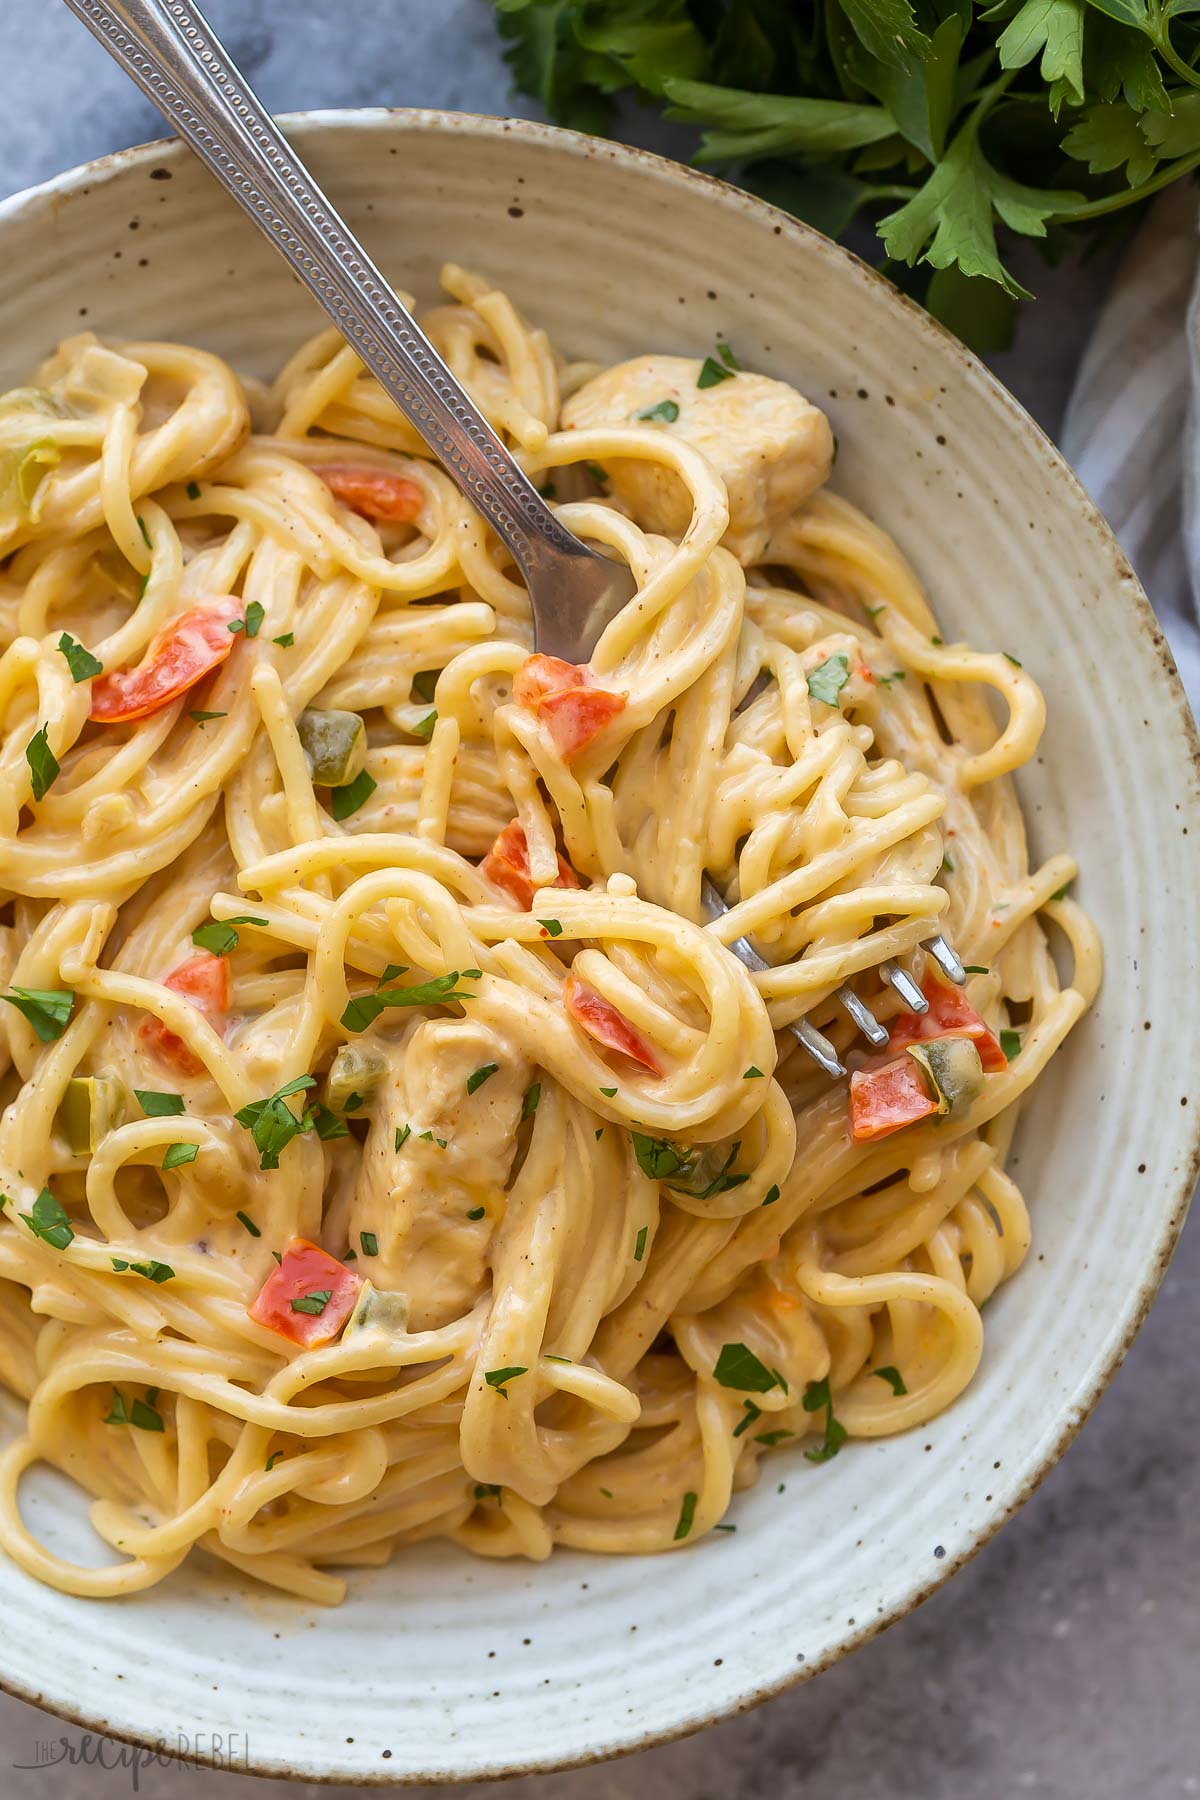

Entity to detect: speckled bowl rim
[0,107,1196,1784]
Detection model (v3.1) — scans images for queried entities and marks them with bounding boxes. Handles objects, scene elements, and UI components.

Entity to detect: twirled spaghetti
[0,265,1099,1602]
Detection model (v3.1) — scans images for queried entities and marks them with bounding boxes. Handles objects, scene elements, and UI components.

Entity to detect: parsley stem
[1051,150,1200,224]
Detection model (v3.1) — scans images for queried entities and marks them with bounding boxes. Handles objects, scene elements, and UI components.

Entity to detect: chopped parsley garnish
[636,398,679,423]
[412,669,438,703]
[877,670,906,686]
[113,1257,175,1282]
[360,1231,379,1257]
[762,1184,780,1207]
[673,1491,698,1540]
[873,1365,908,1396]
[243,601,265,638]
[755,1429,794,1448]
[137,515,152,549]
[743,1065,764,1080]
[265,1451,282,1471]
[595,1127,604,1140]
[330,768,377,822]
[290,1288,332,1317]
[599,1085,617,1098]
[418,1130,447,1148]
[1003,652,1022,667]
[379,963,409,986]
[732,1399,762,1438]
[484,1365,526,1397]
[865,604,886,619]
[3,986,74,1042]
[57,632,102,682]
[394,1124,411,1152]
[802,1377,848,1464]
[186,481,201,501]
[633,1225,648,1262]
[713,1342,781,1394]
[273,632,294,648]
[963,965,989,975]
[521,1082,541,1120]
[411,710,438,741]
[104,1388,163,1432]
[236,1210,261,1237]
[25,725,59,801]
[234,1074,317,1170]
[806,653,850,708]
[189,710,226,725]
[942,853,955,875]
[341,970,476,1032]
[713,1523,737,1533]
[1051,883,1071,902]
[466,1063,499,1095]
[20,1187,73,1249]
[584,462,608,483]
[135,1090,183,1119]
[192,921,239,956]
[717,340,739,370]
[538,918,563,938]
[343,1093,364,1114]
[467,1206,485,1220]
[545,1354,573,1364]
[474,1482,502,1500]
[931,634,943,646]
[311,1105,349,1141]
[999,1028,1021,1061]
[162,1142,197,1170]
[632,1133,747,1199]
[697,354,734,388]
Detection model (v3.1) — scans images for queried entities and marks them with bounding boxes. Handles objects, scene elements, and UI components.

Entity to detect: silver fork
[66,0,965,1079]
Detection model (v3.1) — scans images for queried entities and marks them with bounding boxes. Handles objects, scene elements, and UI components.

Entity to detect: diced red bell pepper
[314,465,423,522]
[513,653,626,761]
[886,974,1007,1072]
[481,820,580,910]
[137,952,229,1077]
[564,973,662,1075]
[849,1056,938,1142]
[248,1237,362,1348]
[89,597,245,723]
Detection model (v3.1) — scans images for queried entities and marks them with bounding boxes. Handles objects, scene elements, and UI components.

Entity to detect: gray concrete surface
[0,3,1195,1795]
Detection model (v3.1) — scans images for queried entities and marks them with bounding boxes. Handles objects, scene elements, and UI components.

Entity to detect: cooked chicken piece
[351,1016,529,1331]
[560,354,834,562]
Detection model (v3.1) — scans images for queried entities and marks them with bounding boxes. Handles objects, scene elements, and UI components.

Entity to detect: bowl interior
[0,111,1196,1783]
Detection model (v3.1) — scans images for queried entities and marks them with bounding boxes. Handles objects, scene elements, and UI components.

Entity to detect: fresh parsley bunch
[488,0,1200,347]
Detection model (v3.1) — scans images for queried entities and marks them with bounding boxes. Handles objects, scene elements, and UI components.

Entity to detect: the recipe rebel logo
[13,1727,252,1786]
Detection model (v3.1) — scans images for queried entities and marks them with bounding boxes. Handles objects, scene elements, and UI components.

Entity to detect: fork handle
[61,0,580,585]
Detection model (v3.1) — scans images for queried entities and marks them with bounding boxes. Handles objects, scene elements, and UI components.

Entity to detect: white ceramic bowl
[0,111,1196,1784]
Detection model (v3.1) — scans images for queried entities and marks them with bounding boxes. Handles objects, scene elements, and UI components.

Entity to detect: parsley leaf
[636,398,679,423]
[20,1187,74,1249]
[538,918,564,937]
[25,725,59,801]
[873,1364,908,1395]
[57,632,103,682]
[713,1342,781,1394]
[1000,1028,1021,1061]
[802,1376,848,1463]
[674,1490,698,1540]
[290,1288,332,1316]
[360,1231,379,1257]
[330,768,377,822]
[633,1224,648,1262]
[484,1365,527,1397]
[411,710,438,742]
[161,1142,198,1170]
[191,921,239,957]
[521,1082,541,1120]
[244,600,265,638]
[806,653,850,708]
[135,1089,184,1116]
[341,970,476,1032]
[234,1074,317,1170]
[467,1063,499,1095]
[697,354,734,388]
[3,986,74,1042]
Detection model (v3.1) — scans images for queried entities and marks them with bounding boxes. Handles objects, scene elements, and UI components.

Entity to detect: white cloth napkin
[1061,182,1200,710]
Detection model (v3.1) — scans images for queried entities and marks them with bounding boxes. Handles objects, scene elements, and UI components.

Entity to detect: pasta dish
[0,265,1099,1603]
